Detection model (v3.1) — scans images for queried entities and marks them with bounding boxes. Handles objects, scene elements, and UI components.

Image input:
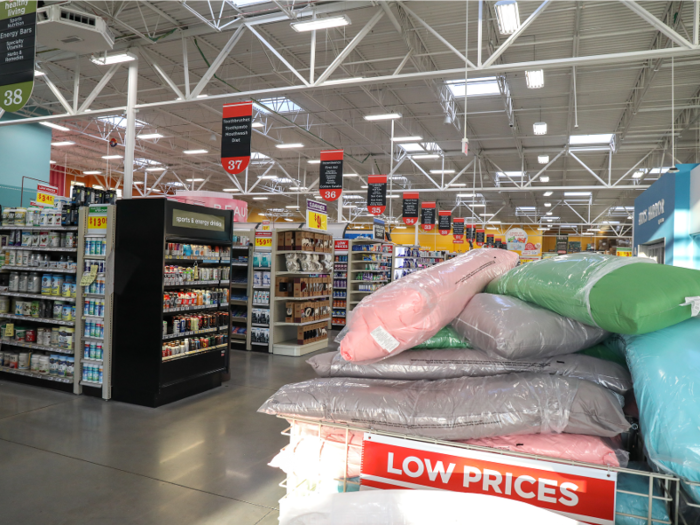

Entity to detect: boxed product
[252,308,270,326]
[297,320,328,345]
[262,271,271,287]
[253,271,262,287]
[285,299,331,324]
[276,277,293,297]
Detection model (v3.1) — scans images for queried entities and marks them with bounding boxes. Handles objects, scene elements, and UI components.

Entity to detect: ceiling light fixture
[138,133,163,140]
[276,143,304,149]
[363,113,401,121]
[34,70,45,77]
[183,149,208,154]
[284,218,294,222]
[543,191,553,197]
[540,176,550,183]
[457,193,476,198]
[41,122,69,132]
[186,178,205,182]
[222,188,239,192]
[90,53,136,65]
[307,160,320,164]
[344,173,358,177]
[632,171,645,179]
[564,192,591,196]
[546,212,552,216]
[430,170,455,174]
[291,15,351,32]
[145,167,166,172]
[286,205,300,209]
[533,122,547,135]
[449,183,467,187]
[544,202,551,207]
[83,171,101,175]
[538,155,549,164]
[412,154,440,159]
[361,185,368,189]
[569,134,614,145]
[252,121,264,128]
[392,136,423,142]
[51,141,74,146]
[494,0,520,34]
[102,154,122,160]
[324,77,364,85]
[253,197,268,200]
[526,70,544,89]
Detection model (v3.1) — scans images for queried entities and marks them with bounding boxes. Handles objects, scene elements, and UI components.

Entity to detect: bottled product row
[353,272,389,282]
[0,351,75,379]
[1,323,75,350]
[1,207,79,228]
[253,271,271,287]
[162,311,229,338]
[2,252,77,271]
[163,289,229,310]
[161,332,229,360]
[164,265,231,285]
[5,273,77,296]
[165,243,232,261]
[3,297,79,322]
[2,230,77,249]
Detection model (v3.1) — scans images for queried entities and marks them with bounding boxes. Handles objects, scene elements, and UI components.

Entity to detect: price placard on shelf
[255,231,272,248]
[306,199,328,232]
[87,205,108,234]
[80,265,99,286]
[4,323,14,338]
[35,184,58,207]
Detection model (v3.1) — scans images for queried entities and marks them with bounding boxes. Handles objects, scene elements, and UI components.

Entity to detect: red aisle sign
[421,202,436,231]
[367,175,387,215]
[334,239,349,251]
[221,101,252,175]
[361,434,617,525]
[453,218,465,240]
[402,192,419,225]
[319,149,344,201]
[438,210,452,236]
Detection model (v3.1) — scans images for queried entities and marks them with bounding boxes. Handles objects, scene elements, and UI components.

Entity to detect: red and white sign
[367,175,387,215]
[35,184,58,207]
[221,101,252,175]
[334,239,349,251]
[361,434,617,525]
[170,191,248,222]
[384,244,394,254]
[319,149,344,202]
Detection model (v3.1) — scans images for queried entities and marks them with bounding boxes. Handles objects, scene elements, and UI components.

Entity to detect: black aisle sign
[486,234,495,248]
[367,175,387,215]
[475,229,485,246]
[421,202,436,231]
[466,224,475,241]
[402,192,419,225]
[221,101,252,175]
[0,1,37,113]
[319,149,343,202]
[438,211,452,236]
[453,218,465,240]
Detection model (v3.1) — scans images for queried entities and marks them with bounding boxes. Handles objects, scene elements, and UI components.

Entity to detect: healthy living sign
[361,434,617,525]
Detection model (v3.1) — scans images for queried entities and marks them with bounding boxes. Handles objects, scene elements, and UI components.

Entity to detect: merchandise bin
[274,417,681,525]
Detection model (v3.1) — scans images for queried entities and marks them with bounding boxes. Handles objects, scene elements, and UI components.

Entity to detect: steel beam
[568,151,609,187]
[191,25,246,98]
[41,75,74,115]
[246,24,310,87]
[142,50,185,100]
[78,64,121,114]
[624,1,695,49]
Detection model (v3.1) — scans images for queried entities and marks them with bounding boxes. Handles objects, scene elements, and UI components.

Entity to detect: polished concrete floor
[0,348,329,525]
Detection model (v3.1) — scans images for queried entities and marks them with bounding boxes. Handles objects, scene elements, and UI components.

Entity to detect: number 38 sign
[0,1,37,113]
[221,101,252,175]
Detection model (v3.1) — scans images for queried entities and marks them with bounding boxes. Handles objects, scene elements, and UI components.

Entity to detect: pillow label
[681,297,700,317]
[371,326,400,353]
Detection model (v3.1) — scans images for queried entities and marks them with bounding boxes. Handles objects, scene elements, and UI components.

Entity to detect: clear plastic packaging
[451,293,608,360]
[307,349,632,394]
[258,373,629,440]
[337,249,519,363]
[285,253,300,272]
[412,326,470,349]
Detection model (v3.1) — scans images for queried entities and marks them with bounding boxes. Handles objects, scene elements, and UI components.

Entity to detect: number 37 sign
[221,101,252,175]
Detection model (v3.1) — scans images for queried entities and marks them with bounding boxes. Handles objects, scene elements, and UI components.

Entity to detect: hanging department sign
[319,149,343,202]
[475,229,485,247]
[402,192,419,225]
[0,0,36,113]
[367,175,387,215]
[438,211,451,236]
[306,199,328,231]
[453,218,465,241]
[421,202,436,231]
[361,434,617,525]
[221,101,252,175]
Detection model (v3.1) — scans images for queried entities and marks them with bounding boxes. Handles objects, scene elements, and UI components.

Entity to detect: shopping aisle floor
[0,346,329,525]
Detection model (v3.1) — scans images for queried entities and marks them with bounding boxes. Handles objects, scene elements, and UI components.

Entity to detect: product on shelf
[284,252,333,272]
[162,288,228,309]
[276,276,331,298]
[297,321,327,345]
[252,290,270,305]
[253,251,271,268]
[2,249,77,271]
[253,271,271,287]
[83,341,104,360]
[277,231,332,252]
[71,184,117,207]
[161,332,228,358]
[252,308,270,326]
[83,276,106,295]
[164,265,230,285]
[165,243,230,260]
[285,299,330,324]
[252,327,270,344]
[0,229,77,250]
[81,363,104,384]
[0,348,74,378]
[162,311,229,337]
[232,234,250,247]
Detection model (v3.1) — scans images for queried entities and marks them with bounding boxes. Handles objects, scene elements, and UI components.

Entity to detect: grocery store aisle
[0,346,330,525]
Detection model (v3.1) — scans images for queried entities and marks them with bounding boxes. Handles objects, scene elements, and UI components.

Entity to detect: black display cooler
[112,199,233,407]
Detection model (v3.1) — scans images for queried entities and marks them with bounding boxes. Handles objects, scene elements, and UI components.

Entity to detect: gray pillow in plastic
[452,293,609,360]
[258,373,630,441]
[307,350,631,394]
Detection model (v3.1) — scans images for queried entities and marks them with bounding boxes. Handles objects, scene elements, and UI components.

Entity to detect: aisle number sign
[255,231,272,248]
[35,184,58,207]
[361,434,617,525]
[0,1,37,113]
[87,205,108,234]
[306,199,328,232]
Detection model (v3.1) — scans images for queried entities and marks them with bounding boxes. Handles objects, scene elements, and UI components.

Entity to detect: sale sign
[306,199,328,231]
[255,231,272,248]
[453,218,465,240]
[421,202,436,231]
[319,149,343,201]
[367,175,387,215]
[334,239,349,251]
[438,210,451,236]
[361,434,617,525]
[35,184,58,207]
[402,192,419,225]
[221,101,252,175]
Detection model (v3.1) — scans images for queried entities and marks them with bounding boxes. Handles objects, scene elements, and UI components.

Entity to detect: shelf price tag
[306,199,328,232]
[87,205,108,234]
[4,324,14,338]
[255,231,272,248]
[35,184,58,207]
[80,265,98,286]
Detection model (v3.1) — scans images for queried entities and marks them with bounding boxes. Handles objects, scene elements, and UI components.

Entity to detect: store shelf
[84,234,106,239]
[230,283,248,288]
[163,303,224,314]
[275,318,330,326]
[162,326,224,341]
[273,338,328,356]
[83,293,105,298]
[4,246,77,252]
[83,254,106,260]
[230,299,249,306]
[162,343,227,362]
[0,313,75,326]
[0,339,73,354]
[277,250,332,255]
[274,295,330,301]
[0,291,76,303]
[276,271,331,276]
[350,270,389,273]
[252,286,270,289]
[0,366,73,383]
[231,262,248,267]
[83,336,104,342]
[0,226,78,231]
[252,302,270,307]
[334,287,347,290]
[81,358,103,364]
[163,280,225,288]
[1,266,76,274]
[251,323,268,327]
[231,245,250,250]
[351,279,388,283]
[230,333,246,340]
[164,256,226,263]
[231,316,247,322]
[251,342,269,346]
[82,315,104,320]
[80,380,102,387]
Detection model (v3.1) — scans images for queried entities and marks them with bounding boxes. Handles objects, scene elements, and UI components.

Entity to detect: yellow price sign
[4,323,14,338]
[307,210,327,231]
[255,234,272,248]
[36,184,58,207]
[88,216,108,230]
[87,205,108,233]
[80,265,98,286]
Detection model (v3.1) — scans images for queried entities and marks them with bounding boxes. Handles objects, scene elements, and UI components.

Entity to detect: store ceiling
[7,0,700,235]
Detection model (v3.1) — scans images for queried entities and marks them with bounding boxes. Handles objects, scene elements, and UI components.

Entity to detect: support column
[123,59,139,199]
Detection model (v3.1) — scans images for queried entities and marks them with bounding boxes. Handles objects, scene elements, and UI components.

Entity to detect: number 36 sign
[221,101,252,175]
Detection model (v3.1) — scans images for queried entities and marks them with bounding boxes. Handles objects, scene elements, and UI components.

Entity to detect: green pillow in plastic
[486,253,700,335]
[412,326,471,349]
[577,343,628,368]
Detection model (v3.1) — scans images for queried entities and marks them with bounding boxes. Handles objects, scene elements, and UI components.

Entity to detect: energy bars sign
[221,101,252,175]
[0,0,36,113]
[361,434,617,525]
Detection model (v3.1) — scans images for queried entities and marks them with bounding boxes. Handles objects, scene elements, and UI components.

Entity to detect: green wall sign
[0,1,37,113]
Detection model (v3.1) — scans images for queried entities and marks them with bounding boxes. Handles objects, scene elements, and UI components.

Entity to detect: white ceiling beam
[523,149,567,186]
[190,25,246,98]
[566,151,609,187]
[77,64,121,114]
[40,75,74,115]
[623,1,695,50]
[141,50,185,100]
[246,24,310,87]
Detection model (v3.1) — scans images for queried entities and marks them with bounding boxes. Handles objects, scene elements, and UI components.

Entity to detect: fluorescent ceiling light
[546,212,552,216]
[581,232,594,236]
[252,121,264,128]
[544,202,551,207]
[138,133,163,140]
[133,181,143,185]
[276,143,304,149]
[361,185,368,189]
[307,160,320,164]
[186,178,205,182]
[412,154,440,159]
[286,205,300,209]
[344,173,359,177]
[93,185,104,190]
[49,160,56,164]
[41,122,69,132]
[392,136,422,142]
[533,122,547,135]
[588,229,601,232]
[149,188,162,193]
[34,70,45,77]
[260,175,277,179]
[291,15,351,32]
[284,218,294,222]
[632,171,645,179]
[538,227,550,231]
[83,171,101,175]
[494,0,520,34]
[497,171,524,178]
[469,204,486,207]
[222,188,239,192]
[538,155,549,164]
[488,220,501,224]
[253,197,268,200]
[543,191,553,197]
[569,133,614,145]
[446,77,500,97]
[649,167,671,174]
[324,77,364,85]
[364,113,401,121]
[196,94,208,98]
[517,207,536,211]
[526,70,544,89]
[90,53,135,65]
[545,216,560,220]
[564,192,591,196]
[145,167,166,172]
[183,149,208,154]
[457,193,476,198]
[540,176,550,183]
[481,213,495,216]
[603,220,620,225]
[430,170,455,174]
[449,183,467,187]
[51,141,74,146]
[102,154,122,160]
[400,143,425,153]
[387,195,400,199]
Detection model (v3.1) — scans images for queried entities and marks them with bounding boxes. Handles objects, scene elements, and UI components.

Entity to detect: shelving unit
[230,229,253,351]
[111,199,233,407]
[0,221,80,393]
[250,237,272,351]
[392,244,423,280]
[347,239,391,312]
[331,240,348,328]
[270,228,334,356]
[75,204,116,399]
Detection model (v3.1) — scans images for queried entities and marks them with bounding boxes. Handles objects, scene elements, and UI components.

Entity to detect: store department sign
[421,202,436,231]
[221,101,252,175]
[172,209,225,232]
[367,175,387,215]
[306,199,328,231]
[453,218,465,240]
[319,149,343,202]
[402,192,419,225]
[438,210,451,236]
[361,434,617,525]
[0,0,36,113]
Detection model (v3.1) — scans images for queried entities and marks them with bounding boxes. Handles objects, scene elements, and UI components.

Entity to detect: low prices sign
[319,149,343,202]
[221,101,252,175]
[334,239,349,251]
[367,175,387,215]
[254,231,272,248]
[361,434,617,525]
[438,211,451,236]
[306,199,328,231]
[402,192,419,225]
[421,202,436,232]
[453,218,465,241]
[35,184,58,207]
